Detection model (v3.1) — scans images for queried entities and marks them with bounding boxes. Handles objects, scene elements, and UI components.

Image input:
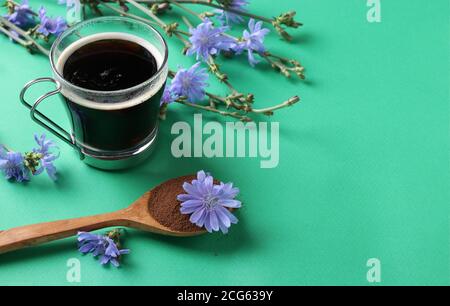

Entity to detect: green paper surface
[0,0,448,286]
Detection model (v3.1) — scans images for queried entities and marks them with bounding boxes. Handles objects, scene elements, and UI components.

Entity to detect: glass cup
[20,17,169,170]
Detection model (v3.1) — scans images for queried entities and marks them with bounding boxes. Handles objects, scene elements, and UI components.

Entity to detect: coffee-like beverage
[63,39,158,91]
[57,33,166,153]
[20,18,169,170]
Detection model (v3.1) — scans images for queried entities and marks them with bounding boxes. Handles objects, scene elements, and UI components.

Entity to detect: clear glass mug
[20,17,169,170]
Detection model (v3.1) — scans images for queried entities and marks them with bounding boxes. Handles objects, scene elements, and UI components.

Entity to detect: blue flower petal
[204,215,212,233]
[177,193,201,201]
[190,207,206,224]
[215,206,232,228]
[209,210,219,232]
[218,199,242,208]
[182,182,204,198]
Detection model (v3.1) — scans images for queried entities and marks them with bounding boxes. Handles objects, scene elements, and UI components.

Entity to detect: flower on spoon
[178,171,241,234]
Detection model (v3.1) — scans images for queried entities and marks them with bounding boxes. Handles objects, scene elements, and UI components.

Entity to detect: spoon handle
[0,210,129,255]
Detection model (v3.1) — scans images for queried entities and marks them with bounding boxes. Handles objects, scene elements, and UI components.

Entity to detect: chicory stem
[122,0,191,47]
[166,0,200,19]
[0,25,29,46]
[137,0,274,23]
[251,96,300,114]
[99,2,159,26]
[125,0,166,27]
[0,16,49,56]
[175,100,252,122]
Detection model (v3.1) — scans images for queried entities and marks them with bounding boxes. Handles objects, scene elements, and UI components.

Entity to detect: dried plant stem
[176,100,252,122]
[0,25,28,45]
[0,16,49,56]
[169,68,291,118]
[99,2,159,26]
[99,2,192,39]
[137,0,274,24]
[166,0,198,18]
[126,0,165,26]
[207,92,244,110]
[124,0,191,47]
[176,92,299,120]
[170,0,203,21]
[263,56,289,77]
[181,15,194,29]
[251,96,300,114]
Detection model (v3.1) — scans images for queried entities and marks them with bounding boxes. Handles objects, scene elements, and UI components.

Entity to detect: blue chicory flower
[170,63,209,103]
[187,18,236,62]
[33,134,59,180]
[6,0,35,28]
[100,238,130,267]
[160,86,177,106]
[78,231,129,267]
[215,0,249,25]
[234,19,270,67]
[37,7,67,37]
[178,171,241,234]
[33,133,56,156]
[0,147,30,182]
[36,154,58,181]
[77,232,108,257]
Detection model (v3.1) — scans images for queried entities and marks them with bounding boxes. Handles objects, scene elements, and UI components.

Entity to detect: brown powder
[148,175,205,233]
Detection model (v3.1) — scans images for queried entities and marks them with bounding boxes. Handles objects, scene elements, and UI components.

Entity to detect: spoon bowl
[0,175,205,255]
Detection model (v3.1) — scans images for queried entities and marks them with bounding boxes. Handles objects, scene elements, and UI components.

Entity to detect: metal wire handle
[19,77,84,159]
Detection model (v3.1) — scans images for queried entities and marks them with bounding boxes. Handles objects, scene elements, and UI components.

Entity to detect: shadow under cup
[20,17,169,170]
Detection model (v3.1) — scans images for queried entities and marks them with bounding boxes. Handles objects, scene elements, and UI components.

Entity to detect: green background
[0,0,449,286]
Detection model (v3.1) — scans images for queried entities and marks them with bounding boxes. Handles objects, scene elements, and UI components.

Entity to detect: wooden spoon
[0,175,204,255]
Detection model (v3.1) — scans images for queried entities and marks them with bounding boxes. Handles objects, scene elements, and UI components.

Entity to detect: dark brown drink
[58,34,165,153]
[63,39,158,91]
